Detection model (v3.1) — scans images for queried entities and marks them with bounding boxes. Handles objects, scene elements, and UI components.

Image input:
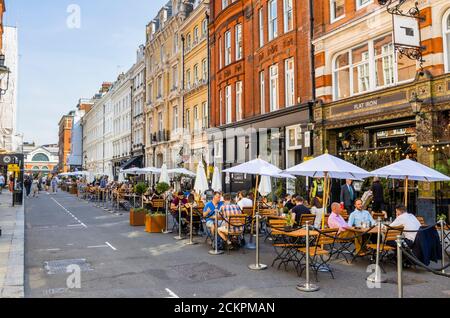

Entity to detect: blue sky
[4,0,167,145]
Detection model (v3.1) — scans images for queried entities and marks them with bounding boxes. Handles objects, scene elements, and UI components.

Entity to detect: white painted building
[0,26,18,153]
[110,71,132,180]
[130,45,146,166]
[23,143,59,176]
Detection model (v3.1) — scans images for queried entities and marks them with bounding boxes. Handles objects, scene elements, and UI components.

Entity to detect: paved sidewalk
[0,192,24,298]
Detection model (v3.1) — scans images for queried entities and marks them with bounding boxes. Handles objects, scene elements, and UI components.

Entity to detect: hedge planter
[145,214,166,233]
[130,209,147,226]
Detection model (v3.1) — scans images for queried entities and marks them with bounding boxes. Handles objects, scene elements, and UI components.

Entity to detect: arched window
[41,166,49,171]
[32,153,50,162]
[444,9,450,73]
[32,166,40,171]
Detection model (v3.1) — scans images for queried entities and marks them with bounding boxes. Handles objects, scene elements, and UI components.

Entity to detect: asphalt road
[24,191,450,298]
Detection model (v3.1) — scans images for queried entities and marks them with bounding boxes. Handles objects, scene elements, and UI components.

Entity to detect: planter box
[70,186,78,195]
[145,214,166,233]
[130,209,147,226]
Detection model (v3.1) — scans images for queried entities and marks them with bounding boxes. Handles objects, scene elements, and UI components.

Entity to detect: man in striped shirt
[218,193,244,245]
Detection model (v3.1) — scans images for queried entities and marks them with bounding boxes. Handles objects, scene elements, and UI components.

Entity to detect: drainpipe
[308,0,316,157]
[206,11,210,130]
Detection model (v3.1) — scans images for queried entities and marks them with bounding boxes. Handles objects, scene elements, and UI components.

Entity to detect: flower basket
[130,208,147,226]
[145,214,166,233]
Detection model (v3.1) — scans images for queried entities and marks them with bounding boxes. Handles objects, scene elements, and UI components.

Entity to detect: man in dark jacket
[340,179,356,213]
[371,177,384,212]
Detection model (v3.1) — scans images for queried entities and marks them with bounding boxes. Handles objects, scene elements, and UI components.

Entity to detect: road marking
[51,197,87,228]
[46,249,61,252]
[105,242,117,251]
[87,245,109,249]
[165,288,180,298]
[68,224,83,227]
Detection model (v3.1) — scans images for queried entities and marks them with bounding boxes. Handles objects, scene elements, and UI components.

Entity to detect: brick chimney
[100,82,113,93]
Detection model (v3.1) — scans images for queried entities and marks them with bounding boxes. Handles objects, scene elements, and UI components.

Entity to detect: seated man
[203,192,224,240]
[389,204,420,248]
[237,191,253,210]
[328,202,352,234]
[218,193,244,248]
[171,192,188,230]
[291,196,311,225]
[348,199,376,228]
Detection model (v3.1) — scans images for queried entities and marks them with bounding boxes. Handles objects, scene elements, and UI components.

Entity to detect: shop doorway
[0,154,24,206]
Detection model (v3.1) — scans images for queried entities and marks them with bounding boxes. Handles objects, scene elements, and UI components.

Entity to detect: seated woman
[185,193,202,234]
[171,192,189,231]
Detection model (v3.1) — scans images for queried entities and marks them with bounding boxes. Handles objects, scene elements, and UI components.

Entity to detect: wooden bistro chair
[298,214,317,228]
[416,216,427,227]
[220,214,247,254]
[297,228,340,282]
[367,225,404,272]
[372,212,387,221]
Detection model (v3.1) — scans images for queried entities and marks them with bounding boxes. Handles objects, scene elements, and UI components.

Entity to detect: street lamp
[0,54,10,95]
[410,93,423,116]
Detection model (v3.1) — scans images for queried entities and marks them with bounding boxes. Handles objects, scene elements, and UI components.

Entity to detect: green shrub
[133,208,149,214]
[134,182,148,195]
[155,182,170,194]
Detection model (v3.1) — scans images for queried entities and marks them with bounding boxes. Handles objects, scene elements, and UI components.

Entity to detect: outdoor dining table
[347,226,378,262]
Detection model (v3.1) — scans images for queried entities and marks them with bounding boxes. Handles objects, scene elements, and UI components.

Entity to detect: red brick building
[209,0,314,193]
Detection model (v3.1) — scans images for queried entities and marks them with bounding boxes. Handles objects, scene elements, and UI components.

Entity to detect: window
[285,58,295,107]
[225,31,232,66]
[443,10,450,73]
[173,33,179,54]
[283,0,293,33]
[356,0,372,10]
[268,0,278,41]
[222,0,229,10]
[193,105,199,132]
[225,85,232,124]
[193,26,199,45]
[157,76,163,98]
[235,24,243,60]
[333,34,416,100]
[259,8,264,48]
[173,106,178,130]
[269,64,279,112]
[160,45,165,63]
[186,109,191,131]
[172,65,178,89]
[186,69,191,89]
[260,71,266,114]
[158,112,163,132]
[219,89,223,125]
[194,64,199,84]
[287,125,303,149]
[186,34,191,50]
[202,59,208,81]
[32,153,50,162]
[219,36,223,69]
[202,102,208,129]
[330,0,345,22]
[236,81,243,121]
[202,19,208,38]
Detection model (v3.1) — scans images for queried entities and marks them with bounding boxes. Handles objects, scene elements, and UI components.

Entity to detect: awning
[120,156,142,171]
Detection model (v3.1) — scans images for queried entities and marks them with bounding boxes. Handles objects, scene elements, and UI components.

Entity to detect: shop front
[209,105,311,195]
[314,73,450,223]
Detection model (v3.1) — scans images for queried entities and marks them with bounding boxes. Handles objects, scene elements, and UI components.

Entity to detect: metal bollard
[297,222,319,292]
[174,204,183,240]
[440,220,446,274]
[209,209,224,255]
[396,235,404,298]
[367,218,387,284]
[249,207,267,270]
[162,197,172,234]
[185,206,197,245]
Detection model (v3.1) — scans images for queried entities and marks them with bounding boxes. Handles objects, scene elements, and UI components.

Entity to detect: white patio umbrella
[223,158,285,270]
[372,158,450,208]
[211,166,222,192]
[120,167,141,175]
[283,153,373,229]
[159,164,169,184]
[258,175,272,197]
[168,168,196,177]
[194,162,209,194]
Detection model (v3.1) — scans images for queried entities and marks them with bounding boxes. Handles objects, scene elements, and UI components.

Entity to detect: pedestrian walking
[0,173,5,194]
[24,176,32,197]
[32,177,39,198]
[51,176,58,193]
[340,179,356,213]
[371,177,385,212]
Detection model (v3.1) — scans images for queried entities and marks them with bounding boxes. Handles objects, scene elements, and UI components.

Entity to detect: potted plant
[285,212,295,231]
[134,182,148,197]
[155,182,170,196]
[145,211,167,233]
[130,208,148,226]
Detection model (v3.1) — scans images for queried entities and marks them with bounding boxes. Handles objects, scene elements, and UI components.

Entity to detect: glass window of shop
[333,34,416,100]
[443,10,450,73]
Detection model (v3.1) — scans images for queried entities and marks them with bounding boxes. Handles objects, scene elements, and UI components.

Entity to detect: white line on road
[165,288,180,298]
[46,249,61,252]
[105,242,117,251]
[51,197,87,228]
[87,245,109,249]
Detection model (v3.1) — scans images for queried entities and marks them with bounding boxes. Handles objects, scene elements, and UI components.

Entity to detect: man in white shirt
[390,204,421,246]
[237,191,253,211]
